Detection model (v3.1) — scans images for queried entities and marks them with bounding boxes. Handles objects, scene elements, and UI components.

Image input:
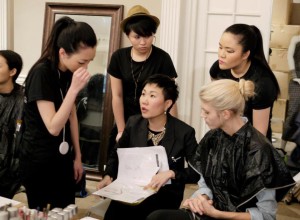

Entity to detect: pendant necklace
[57,70,69,155]
[148,127,166,146]
[130,47,152,102]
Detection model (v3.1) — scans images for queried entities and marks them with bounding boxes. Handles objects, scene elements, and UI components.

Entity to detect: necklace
[130,47,152,102]
[57,70,69,155]
[147,127,166,146]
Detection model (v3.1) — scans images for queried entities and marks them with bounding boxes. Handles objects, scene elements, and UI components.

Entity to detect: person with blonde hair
[147,79,294,220]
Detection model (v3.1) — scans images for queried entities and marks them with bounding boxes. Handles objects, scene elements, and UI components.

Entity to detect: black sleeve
[252,76,277,109]
[27,65,55,103]
[170,127,200,184]
[161,52,177,79]
[107,50,122,79]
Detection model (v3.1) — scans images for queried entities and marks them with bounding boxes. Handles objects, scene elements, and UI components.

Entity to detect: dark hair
[224,24,280,97]
[26,16,97,82]
[143,74,178,112]
[0,50,23,82]
[124,16,158,37]
[87,73,105,100]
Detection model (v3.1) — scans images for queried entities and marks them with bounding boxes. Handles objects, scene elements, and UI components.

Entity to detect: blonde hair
[199,79,255,115]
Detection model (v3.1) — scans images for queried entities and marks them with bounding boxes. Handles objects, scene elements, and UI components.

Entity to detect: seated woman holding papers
[97,74,199,220]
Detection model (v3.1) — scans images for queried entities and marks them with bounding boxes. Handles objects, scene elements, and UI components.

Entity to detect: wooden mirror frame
[42,2,123,180]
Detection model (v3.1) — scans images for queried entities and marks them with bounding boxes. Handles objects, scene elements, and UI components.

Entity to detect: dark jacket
[105,114,199,201]
[191,122,295,212]
[0,84,24,198]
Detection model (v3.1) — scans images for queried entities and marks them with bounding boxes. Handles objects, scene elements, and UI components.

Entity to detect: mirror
[42,3,124,179]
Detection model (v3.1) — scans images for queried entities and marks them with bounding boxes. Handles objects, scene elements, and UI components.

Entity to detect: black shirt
[108,45,177,120]
[22,60,72,163]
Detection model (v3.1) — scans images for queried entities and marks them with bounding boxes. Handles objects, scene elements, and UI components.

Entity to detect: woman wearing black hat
[107,5,177,155]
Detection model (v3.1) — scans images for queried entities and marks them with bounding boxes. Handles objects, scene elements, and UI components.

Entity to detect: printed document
[93,146,169,204]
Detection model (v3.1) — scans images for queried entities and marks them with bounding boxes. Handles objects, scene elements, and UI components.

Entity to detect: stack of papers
[0,196,20,210]
[93,146,169,204]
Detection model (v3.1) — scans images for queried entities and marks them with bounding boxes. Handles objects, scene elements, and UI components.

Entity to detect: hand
[183,195,214,216]
[97,175,113,190]
[70,67,91,94]
[144,170,173,191]
[73,158,83,183]
[116,131,123,141]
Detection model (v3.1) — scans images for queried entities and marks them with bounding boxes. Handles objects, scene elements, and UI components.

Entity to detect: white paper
[93,146,170,204]
[80,217,100,220]
[293,172,300,182]
[0,196,20,209]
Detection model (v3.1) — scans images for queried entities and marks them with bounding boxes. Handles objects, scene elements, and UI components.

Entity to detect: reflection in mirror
[76,74,105,169]
[43,3,124,179]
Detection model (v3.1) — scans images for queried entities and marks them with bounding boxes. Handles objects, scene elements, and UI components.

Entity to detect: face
[218,32,249,70]
[0,55,14,85]
[59,46,96,72]
[128,31,154,54]
[140,83,171,119]
[200,101,224,130]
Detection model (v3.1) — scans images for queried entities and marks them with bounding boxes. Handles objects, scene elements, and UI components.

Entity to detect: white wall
[13,0,162,82]
[11,0,275,139]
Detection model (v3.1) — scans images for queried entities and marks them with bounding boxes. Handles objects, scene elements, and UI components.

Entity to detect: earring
[164,110,167,114]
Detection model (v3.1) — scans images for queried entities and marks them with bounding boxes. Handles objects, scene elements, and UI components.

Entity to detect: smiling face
[59,45,96,72]
[140,83,171,120]
[218,32,249,70]
[200,101,225,130]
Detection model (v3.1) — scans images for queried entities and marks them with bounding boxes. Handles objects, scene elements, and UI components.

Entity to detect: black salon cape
[191,122,295,212]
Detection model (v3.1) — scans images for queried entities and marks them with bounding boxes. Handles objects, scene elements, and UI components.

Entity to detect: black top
[105,114,199,194]
[210,60,277,140]
[191,122,295,212]
[22,60,72,163]
[108,45,177,120]
[104,114,199,219]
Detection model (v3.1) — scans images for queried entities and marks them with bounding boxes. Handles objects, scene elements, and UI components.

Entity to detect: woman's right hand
[70,67,91,94]
[97,175,113,190]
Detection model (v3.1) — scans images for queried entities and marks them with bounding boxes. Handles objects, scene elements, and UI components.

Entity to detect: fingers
[146,172,170,191]
[148,185,160,191]
[144,178,163,191]
[74,167,83,183]
[97,176,112,190]
[71,67,91,92]
[188,199,204,215]
[97,182,104,190]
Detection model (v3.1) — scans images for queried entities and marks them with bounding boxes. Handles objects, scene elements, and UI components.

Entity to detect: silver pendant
[59,141,69,155]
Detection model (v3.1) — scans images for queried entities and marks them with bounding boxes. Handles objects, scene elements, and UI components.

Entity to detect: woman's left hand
[74,158,84,183]
[144,170,174,191]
